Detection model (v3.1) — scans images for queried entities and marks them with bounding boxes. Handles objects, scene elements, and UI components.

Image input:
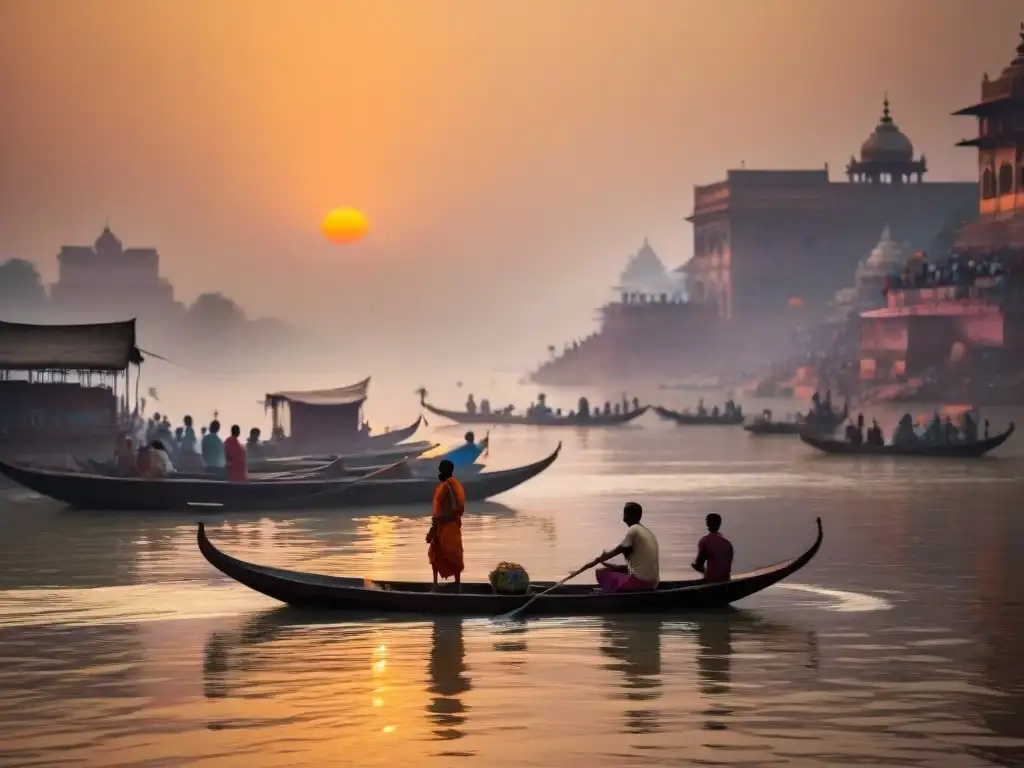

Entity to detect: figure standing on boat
[427,459,466,592]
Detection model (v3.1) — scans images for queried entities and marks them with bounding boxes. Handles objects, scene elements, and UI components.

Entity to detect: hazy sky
[0,0,1018,368]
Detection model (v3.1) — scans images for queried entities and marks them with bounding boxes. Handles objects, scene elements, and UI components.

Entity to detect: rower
[691,513,733,583]
[427,459,465,592]
[583,502,660,593]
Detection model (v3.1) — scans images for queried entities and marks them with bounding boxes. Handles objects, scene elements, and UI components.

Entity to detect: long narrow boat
[652,405,744,426]
[0,444,561,511]
[420,398,647,427]
[799,423,1014,457]
[197,517,823,616]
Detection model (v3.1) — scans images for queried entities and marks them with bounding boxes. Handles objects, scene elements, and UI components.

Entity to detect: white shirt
[618,523,660,586]
[149,448,175,477]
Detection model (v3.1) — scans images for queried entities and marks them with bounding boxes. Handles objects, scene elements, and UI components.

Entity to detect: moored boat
[0,443,561,511]
[799,423,1014,457]
[196,517,823,615]
[652,405,744,426]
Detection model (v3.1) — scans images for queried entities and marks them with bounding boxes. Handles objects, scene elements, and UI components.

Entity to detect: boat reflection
[692,609,819,733]
[598,616,664,734]
[425,617,471,741]
[694,612,733,730]
[201,610,478,743]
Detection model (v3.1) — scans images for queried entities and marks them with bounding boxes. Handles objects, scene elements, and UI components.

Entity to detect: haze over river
[1,395,1023,767]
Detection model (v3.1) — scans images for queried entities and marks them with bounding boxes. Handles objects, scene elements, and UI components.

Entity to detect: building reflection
[425,617,472,741]
[969,504,1024,766]
[598,616,664,734]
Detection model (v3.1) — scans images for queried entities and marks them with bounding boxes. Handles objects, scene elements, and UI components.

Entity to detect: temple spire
[881,93,892,124]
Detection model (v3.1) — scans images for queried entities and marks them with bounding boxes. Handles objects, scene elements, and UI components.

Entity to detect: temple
[533,95,977,386]
[850,23,1024,401]
[49,226,183,323]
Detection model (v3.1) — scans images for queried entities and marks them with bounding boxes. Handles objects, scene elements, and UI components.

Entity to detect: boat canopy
[0,320,141,372]
[264,377,370,407]
[264,377,371,448]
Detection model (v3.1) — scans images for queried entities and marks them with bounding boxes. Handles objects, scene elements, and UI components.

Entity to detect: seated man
[691,512,734,583]
[584,502,660,592]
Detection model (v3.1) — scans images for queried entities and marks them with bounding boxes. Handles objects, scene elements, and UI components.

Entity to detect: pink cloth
[596,567,655,593]
[698,532,734,582]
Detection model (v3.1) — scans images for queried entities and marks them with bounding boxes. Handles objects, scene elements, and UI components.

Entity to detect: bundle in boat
[488,562,531,595]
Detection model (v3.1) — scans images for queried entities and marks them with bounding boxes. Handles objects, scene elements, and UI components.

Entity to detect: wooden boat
[420,396,647,427]
[743,421,803,435]
[266,415,425,456]
[652,405,744,426]
[799,423,1014,457]
[0,444,561,511]
[196,517,823,616]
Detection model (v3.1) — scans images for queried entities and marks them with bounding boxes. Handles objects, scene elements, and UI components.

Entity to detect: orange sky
[0,0,1018,367]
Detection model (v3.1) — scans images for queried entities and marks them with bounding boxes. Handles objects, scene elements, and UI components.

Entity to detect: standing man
[224,424,249,482]
[427,459,465,592]
[201,419,226,478]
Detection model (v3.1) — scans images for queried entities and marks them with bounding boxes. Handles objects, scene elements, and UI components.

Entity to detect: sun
[321,207,369,245]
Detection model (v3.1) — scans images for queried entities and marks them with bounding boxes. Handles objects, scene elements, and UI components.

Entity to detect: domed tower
[856,225,906,291]
[94,225,124,255]
[615,237,682,299]
[846,96,927,184]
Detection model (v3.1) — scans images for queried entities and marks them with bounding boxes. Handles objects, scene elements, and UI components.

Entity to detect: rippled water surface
[2,415,1024,767]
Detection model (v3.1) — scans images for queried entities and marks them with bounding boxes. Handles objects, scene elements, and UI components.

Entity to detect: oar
[494,562,595,622]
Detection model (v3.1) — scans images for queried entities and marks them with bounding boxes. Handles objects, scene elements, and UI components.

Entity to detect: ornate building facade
[683,98,977,323]
[953,23,1024,258]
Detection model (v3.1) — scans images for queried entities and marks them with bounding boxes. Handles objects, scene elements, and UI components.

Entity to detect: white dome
[865,226,905,268]
[618,238,680,295]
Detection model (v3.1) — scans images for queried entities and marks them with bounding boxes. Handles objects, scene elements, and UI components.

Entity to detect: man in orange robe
[224,424,249,482]
[427,459,465,592]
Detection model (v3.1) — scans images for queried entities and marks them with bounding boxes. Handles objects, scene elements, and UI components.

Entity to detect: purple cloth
[596,567,654,593]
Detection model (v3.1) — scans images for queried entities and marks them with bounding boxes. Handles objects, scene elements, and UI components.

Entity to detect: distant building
[853,22,1024,388]
[49,226,183,323]
[953,23,1024,260]
[683,97,977,322]
[614,238,684,299]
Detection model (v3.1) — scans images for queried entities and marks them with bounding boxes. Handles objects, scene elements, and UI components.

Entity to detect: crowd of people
[840,408,988,448]
[465,392,643,419]
[883,252,1008,294]
[114,411,264,480]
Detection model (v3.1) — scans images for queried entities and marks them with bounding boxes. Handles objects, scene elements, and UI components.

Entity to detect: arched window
[998,162,1014,196]
[982,167,996,199]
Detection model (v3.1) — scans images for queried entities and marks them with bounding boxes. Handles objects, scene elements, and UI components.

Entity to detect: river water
[1,402,1023,767]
